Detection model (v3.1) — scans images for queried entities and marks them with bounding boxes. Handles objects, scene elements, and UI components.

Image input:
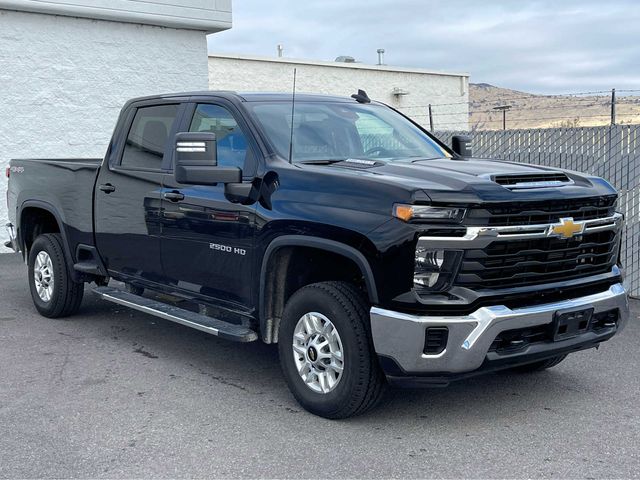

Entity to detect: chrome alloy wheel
[34,251,54,302]
[292,312,345,394]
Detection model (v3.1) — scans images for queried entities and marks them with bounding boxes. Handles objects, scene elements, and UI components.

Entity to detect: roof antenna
[352,89,371,104]
[288,68,297,164]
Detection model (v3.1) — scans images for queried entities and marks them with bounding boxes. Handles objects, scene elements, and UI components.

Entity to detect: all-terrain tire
[28,233,84,318]
[278,281,386,419]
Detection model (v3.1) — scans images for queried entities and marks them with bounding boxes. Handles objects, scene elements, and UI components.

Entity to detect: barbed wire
[395,88,640,130]
[422,113,622,129]
[414,113,613,122]
[400,89,640,109]
[402,100,613,118]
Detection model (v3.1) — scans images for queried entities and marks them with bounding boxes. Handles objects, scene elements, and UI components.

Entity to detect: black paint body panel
[7,91,622,333]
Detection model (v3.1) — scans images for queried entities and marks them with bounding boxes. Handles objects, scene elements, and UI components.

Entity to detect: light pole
[493,105,512,130]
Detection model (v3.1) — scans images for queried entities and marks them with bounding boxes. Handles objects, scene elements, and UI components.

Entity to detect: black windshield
[245,101,450,163]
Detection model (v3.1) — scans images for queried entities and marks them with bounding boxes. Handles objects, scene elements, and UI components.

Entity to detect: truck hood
[321,157,617,204]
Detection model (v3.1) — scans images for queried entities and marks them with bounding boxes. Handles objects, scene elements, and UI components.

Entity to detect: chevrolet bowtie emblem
[550,218,585,239]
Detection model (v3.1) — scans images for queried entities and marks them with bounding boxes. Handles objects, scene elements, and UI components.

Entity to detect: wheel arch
[18,200,76,279]
[259,235,378,343]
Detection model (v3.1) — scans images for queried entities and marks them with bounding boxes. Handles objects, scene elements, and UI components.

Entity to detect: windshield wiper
[409,156,446,162]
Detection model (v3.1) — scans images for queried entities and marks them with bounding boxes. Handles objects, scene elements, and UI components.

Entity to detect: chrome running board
[93,286,258,343]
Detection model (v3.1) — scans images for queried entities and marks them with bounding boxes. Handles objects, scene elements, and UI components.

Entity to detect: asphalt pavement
[1,252,639,479]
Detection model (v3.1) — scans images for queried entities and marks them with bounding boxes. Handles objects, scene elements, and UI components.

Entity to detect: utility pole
[428,104,434,132]
[493,105,512,130]
[611,88,616,125]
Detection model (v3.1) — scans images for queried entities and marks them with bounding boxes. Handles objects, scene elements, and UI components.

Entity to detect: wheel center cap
[307,346,318,362]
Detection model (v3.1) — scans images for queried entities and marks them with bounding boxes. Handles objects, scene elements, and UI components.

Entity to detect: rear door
[94,101,183,283]
[160,101,259,309]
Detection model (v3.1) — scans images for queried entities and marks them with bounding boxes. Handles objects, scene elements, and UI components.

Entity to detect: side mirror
[451,135,472,158]
[174,132,241,185]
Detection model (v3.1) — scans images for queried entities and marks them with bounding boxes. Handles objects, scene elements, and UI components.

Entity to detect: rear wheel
[278,281,385,419]
[509,354,567,373]
[28,233,84,318]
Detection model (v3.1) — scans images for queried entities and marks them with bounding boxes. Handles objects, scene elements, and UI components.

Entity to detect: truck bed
[7,158,102,256]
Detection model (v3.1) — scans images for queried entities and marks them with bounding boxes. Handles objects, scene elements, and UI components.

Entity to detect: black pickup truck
[6,91,629,418]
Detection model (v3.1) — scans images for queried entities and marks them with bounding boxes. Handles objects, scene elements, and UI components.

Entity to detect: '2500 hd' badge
[209,243,246,256]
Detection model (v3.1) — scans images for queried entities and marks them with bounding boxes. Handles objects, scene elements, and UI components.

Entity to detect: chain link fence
[434,125,640,297]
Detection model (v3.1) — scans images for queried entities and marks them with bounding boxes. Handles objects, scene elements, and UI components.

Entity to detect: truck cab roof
[126,91,363,105]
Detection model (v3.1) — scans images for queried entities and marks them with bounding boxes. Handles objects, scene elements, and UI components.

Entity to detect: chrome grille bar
[419,213,622,245]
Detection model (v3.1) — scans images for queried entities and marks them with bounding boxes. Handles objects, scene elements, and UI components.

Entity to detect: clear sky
[207,0,640,94]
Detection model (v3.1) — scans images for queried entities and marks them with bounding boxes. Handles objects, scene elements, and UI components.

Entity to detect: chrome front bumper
[371,283,629,375]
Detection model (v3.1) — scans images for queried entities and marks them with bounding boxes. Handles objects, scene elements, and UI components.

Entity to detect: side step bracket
[93,286,258,343]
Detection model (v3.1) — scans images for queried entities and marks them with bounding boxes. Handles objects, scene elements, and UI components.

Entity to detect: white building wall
[0,0,232,31]
[0,9,215,247]
[208,54,469,131]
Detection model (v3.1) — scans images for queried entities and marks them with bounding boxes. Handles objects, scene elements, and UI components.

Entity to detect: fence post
[428,104,434,132]
[611,88,616,125]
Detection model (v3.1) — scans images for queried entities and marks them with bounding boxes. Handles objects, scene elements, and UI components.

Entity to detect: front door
[94,102,181,283]
[160,102,258,309]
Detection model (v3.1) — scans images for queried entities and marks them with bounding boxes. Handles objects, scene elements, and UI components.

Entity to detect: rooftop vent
[335,56,356,63]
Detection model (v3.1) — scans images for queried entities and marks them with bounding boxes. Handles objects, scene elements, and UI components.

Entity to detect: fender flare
[259,235,379,339]
[18,200,76,278]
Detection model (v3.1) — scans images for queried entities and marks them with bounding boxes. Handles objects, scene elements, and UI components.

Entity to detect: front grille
[464,195,617,226]
[456,230,619,289]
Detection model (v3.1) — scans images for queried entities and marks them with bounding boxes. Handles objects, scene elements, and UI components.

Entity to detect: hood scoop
[333,158,384,169]
[490,172,572,190]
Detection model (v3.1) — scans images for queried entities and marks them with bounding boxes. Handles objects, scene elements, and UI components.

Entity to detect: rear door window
[121,104,179,170]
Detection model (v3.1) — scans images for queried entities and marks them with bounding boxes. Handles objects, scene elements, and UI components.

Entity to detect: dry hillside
[468,83,640,130]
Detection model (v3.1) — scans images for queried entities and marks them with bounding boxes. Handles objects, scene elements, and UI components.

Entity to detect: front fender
[258,234,379,341]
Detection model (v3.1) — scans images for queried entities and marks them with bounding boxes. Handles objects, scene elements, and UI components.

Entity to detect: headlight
[414,247,462,292]
[394,204,465,223]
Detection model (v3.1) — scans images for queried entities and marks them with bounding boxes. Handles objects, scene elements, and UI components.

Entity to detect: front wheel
[28,233,84,318]
[278,281,385,419]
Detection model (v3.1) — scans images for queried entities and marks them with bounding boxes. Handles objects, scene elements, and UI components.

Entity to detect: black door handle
[163,191,185,202]
[99,183,116,193]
